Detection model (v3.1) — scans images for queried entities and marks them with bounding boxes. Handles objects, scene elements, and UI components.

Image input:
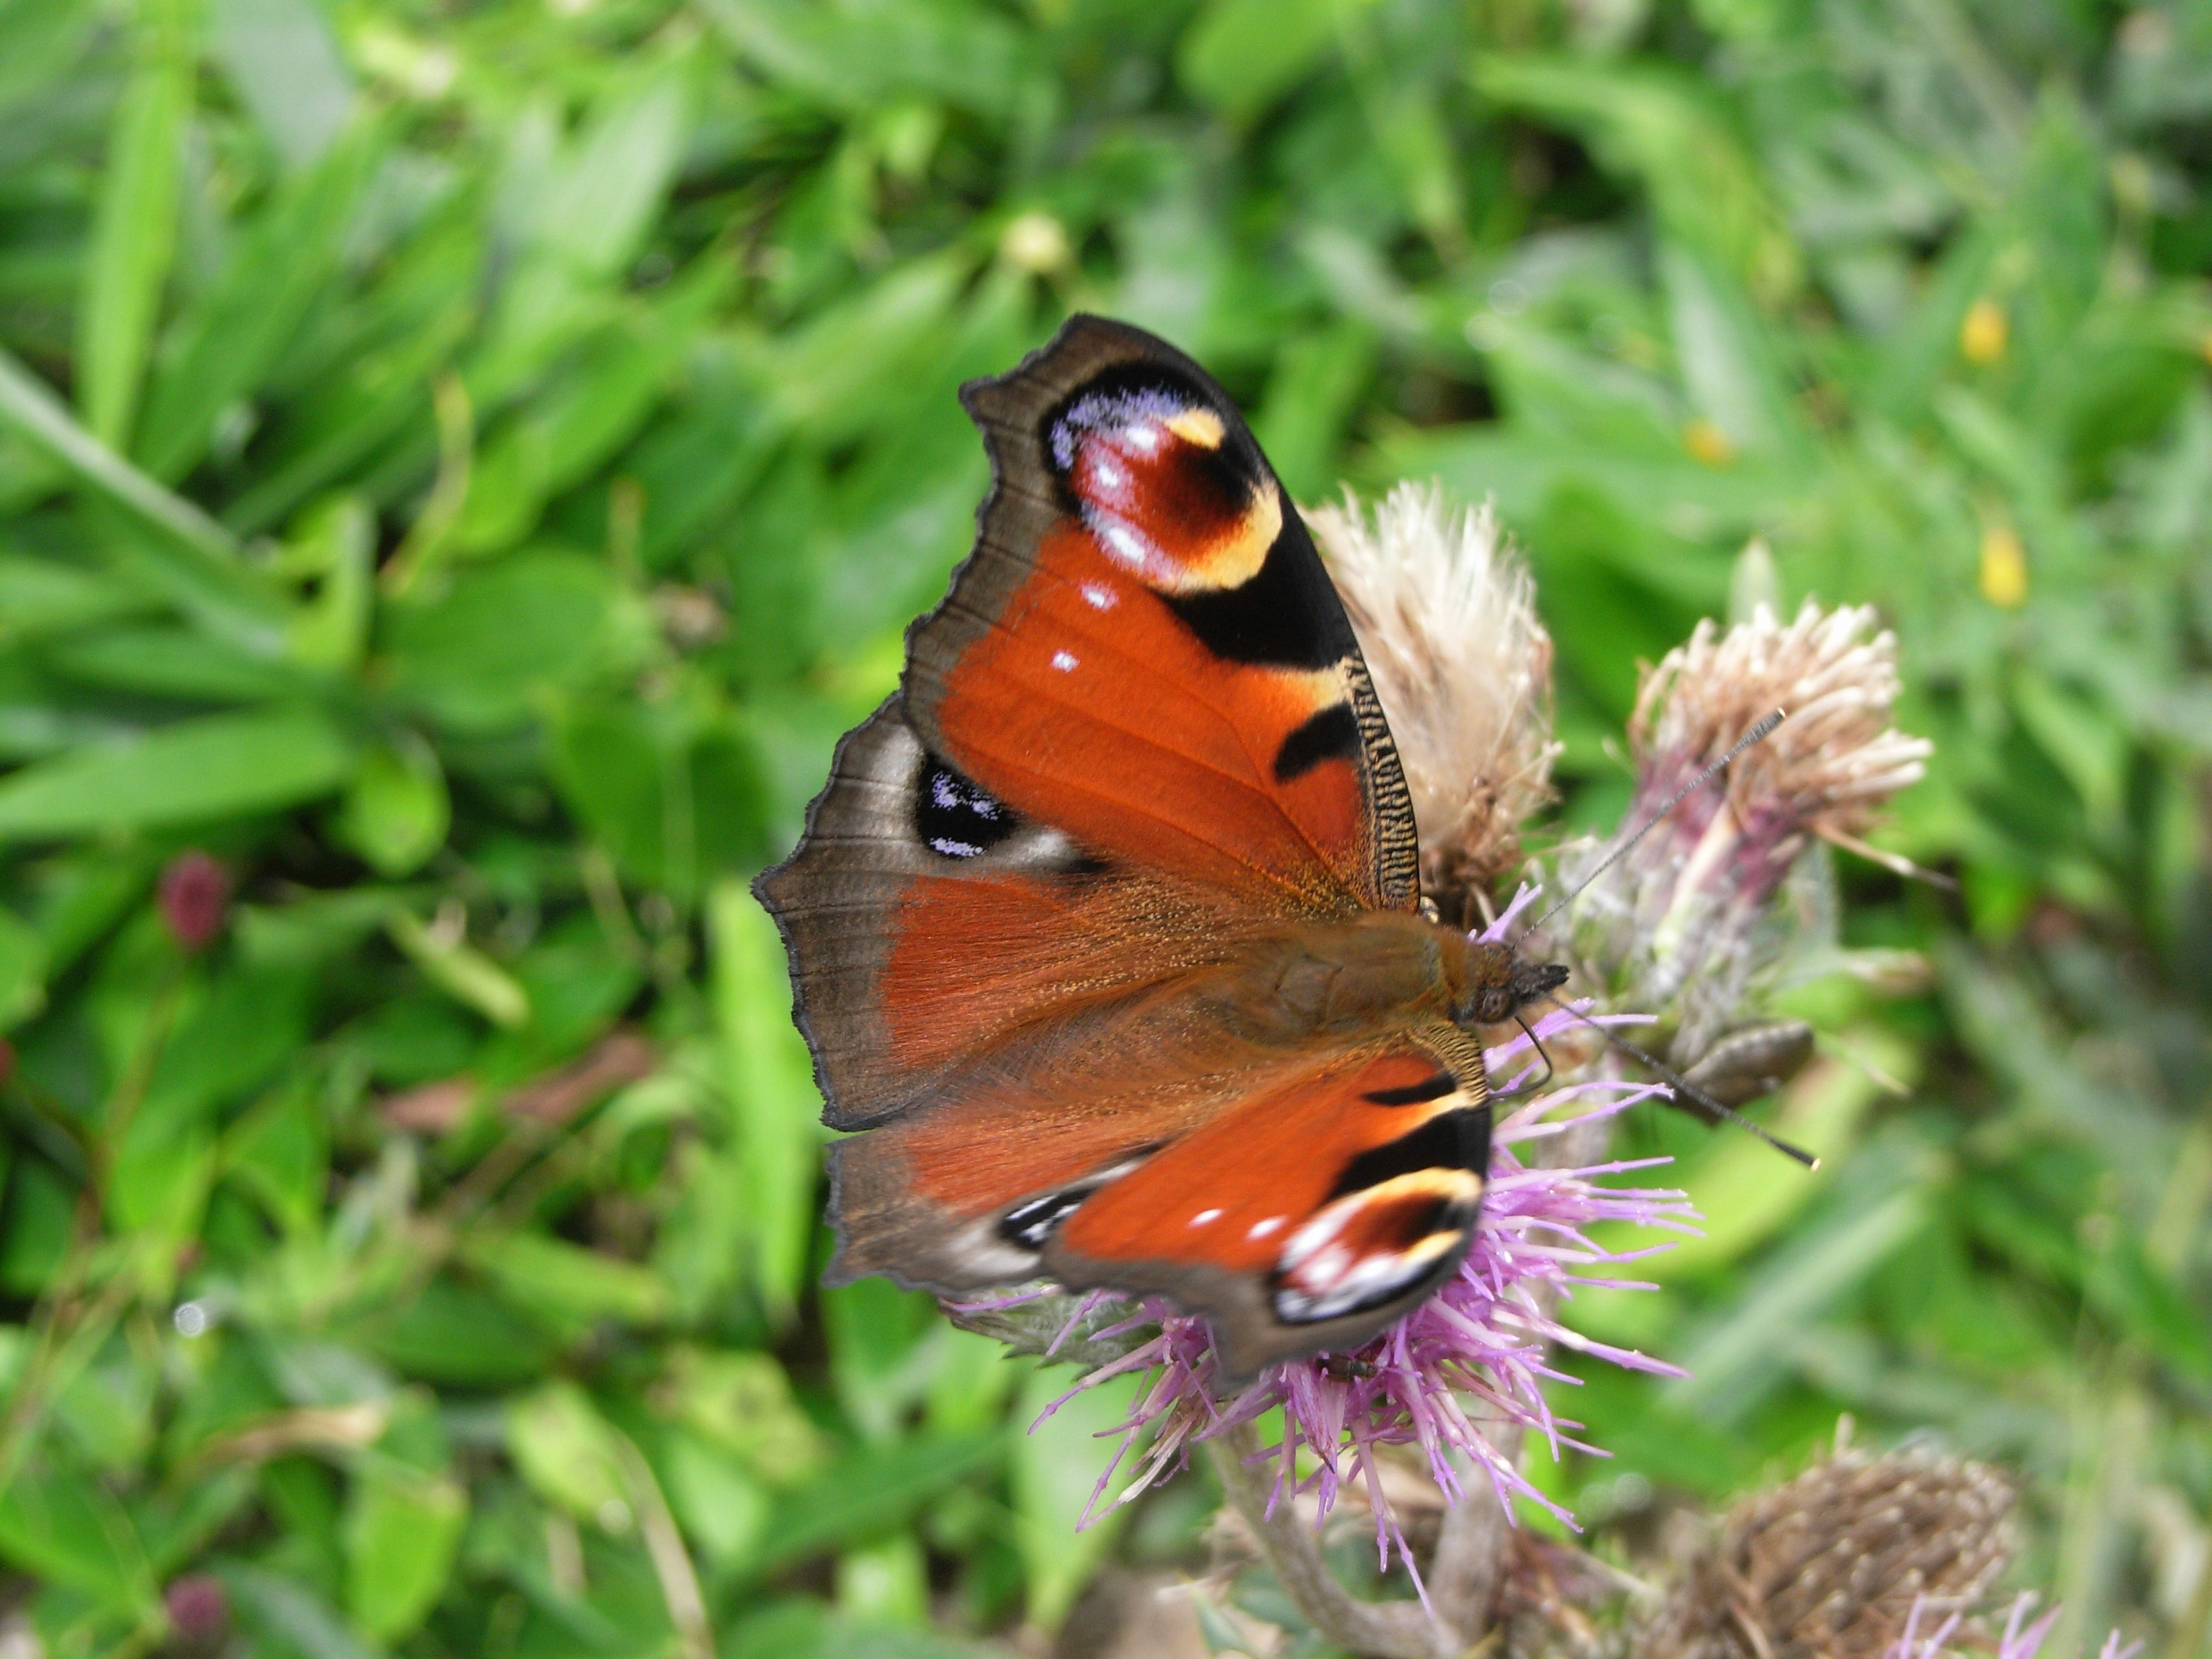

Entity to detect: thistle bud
[1565,601,1930,1058]
[158,850,231,953]
[164,1573,230,1645]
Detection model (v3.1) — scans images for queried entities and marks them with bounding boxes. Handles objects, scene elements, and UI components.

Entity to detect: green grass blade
[76,0,192,451]
[0,347,287,651]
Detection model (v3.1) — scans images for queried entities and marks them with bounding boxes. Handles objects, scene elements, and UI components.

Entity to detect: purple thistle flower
[1887,1593,2139,1659]
[1002,894,1697,1581]
[1997,1596,2069,1659]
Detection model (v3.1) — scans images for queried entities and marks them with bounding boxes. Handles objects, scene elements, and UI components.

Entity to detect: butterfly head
[1455,939,1570,1028]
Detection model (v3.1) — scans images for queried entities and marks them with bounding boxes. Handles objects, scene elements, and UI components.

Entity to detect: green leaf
[343,1466,466,1642]
[0,0,98,112]
[333,735,449,877]
[47,626,304,701]
[755,1434,1000,1573]
[464,1231,671,1336]
[1657,242,1802,459]
[662,1431,770,1570]
[0,904,47,1028]
[382,552,646,733]
[505,1381,633,1529]
[0,554,158,644]
[0,351,286,655]
[138,127,385,484]
[0,707,353,841]
[703,0,1027,119]
[385,909,531,1028]
[824,1277,940,1446]
[658,1346,824,1486]
[53,1344,155,1472]
[222,1079,329,1237]
[76,0,191,450]
[710,880,822,1320]
[222,1563,385,1659]
[282,493,375,673]
[0,1159,76,1295]
[1012,1366,1141,1632]
[207,0,355,171]
[1178,0,1375,122]
[1252,322,1373,501]
[1667,1134,1933,1423]
[552,700,768,899]
[1473,55,1794,298]
[541,69,693,280]
[361,1275,559,1388]
[0,1459,156,1612]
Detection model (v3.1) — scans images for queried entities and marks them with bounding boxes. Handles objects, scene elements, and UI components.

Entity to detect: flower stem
[1429,1431,1522,1637]
[1205,1419,1457,1659]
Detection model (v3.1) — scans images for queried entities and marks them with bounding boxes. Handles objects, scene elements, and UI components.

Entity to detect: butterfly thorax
[1219,912,1566,1045]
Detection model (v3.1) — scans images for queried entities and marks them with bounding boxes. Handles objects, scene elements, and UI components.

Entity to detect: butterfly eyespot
[1271,1170,1479,1325]
[914,754,1017,861]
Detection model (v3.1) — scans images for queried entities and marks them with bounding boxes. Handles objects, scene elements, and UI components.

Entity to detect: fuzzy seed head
[1310,483,1558,919]
[1567,601,1933,1053]
[1632,601,1930,871]
[1647,1447,2015,1659]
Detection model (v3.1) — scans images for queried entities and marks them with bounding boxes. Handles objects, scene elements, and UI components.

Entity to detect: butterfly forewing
[917,316,1418,916]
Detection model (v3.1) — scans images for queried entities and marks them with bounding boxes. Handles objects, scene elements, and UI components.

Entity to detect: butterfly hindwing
[824,1022,1491,1376]
[1046,1025,1491,1375]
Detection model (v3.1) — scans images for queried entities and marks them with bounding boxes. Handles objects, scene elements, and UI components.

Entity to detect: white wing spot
[1051,650,1079,672]
[1247,1216,1285,1240]
[1125,423,1160,454]
[1189,1208,1223,1228]
[1094,459,1124,489]
[1102,524,1147,567]
[1080,582,1118,610]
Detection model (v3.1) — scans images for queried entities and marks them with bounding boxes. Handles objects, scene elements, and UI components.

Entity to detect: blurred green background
[1,0,2211,1654]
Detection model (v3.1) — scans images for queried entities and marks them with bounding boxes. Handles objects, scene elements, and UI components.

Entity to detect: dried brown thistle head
[1628,601,1932,905]
[1565,599,1933,1061]
[1647,1447,2016,1659]
[1309,482,1558,925]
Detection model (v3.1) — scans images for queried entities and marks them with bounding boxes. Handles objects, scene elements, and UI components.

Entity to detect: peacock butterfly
[755,315,1569,1377]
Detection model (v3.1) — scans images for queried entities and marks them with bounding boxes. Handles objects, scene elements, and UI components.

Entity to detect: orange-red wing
[904,315,1418,920]
[755,698,1307,1131]
[1047,1028,1491,1375]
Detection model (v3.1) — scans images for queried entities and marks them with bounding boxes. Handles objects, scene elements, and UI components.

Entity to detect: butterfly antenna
[1511,708,1788,949]
[1542,995,1820,1170]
